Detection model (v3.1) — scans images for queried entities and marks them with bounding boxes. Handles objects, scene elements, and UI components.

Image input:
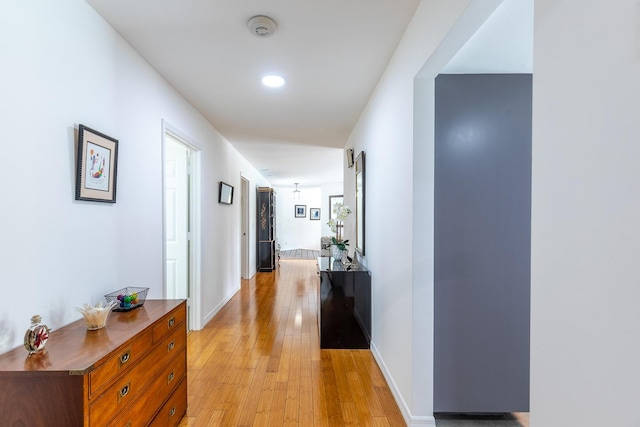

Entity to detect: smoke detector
[248,15,277,38]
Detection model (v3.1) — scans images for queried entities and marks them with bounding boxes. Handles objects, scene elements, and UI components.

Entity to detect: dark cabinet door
[257,188,276,272]
[258,241,274,271]
[317,258,371,349]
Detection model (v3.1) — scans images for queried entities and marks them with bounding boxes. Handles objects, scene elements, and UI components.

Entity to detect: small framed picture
[218,181,234,204]
[310,208,320,220]
[76,124,118,203]
[295,205,306,218]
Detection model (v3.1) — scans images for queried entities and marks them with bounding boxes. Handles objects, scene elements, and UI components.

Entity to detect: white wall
[347,0,530,424]
[0,0,269,353]
[531,1,640,425]
[275,185,322,251]
[274,182,343,252]
[353,0,640,425]
[344,0,475,424]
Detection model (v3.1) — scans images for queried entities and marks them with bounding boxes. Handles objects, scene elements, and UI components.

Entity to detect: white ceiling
[84,0,421,187]
[84,0,532,188]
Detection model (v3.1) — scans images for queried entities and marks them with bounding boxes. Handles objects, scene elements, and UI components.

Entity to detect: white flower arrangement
[327,203,352,250]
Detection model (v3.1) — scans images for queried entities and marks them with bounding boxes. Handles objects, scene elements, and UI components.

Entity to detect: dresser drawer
[110,353,186,427]
[156,319,186,359]
[152,303,186,343]
[89,325,186,425]
[89,328,153,396]
[149,377,188,427]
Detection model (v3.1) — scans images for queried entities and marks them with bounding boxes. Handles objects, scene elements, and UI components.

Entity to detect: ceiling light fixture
[248,15,277,38]
[262,75,285,88]
[293,183,301,200]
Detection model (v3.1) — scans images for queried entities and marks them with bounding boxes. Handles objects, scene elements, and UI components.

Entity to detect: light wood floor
[178,259,406,426]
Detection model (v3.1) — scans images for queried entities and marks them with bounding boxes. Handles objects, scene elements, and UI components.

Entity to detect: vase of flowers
[327,202,352,262]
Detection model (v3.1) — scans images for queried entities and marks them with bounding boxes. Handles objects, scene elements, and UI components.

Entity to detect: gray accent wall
[434,74,531,413]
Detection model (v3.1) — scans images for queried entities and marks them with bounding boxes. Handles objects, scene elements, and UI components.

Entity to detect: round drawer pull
[167,340,175,352]
[167,371,175,384]
[168,317,175,328]
[169,407,176,417]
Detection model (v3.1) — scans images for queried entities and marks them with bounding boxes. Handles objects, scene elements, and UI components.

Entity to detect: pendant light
[293,183,301,200]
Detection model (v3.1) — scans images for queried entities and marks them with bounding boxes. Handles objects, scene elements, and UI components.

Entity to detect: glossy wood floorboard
[178,259,406,427]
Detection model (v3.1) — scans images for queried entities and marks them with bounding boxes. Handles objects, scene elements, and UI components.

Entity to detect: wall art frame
[310,208,320,220]
[76,124,118,203]
[355,151,365,255]
[295,204,307,218]
[218,181,234,204]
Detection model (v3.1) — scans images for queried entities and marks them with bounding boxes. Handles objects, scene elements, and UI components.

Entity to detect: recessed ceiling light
[262,75,285,88]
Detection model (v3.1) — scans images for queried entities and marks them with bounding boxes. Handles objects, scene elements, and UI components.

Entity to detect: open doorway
[163,123,201,331]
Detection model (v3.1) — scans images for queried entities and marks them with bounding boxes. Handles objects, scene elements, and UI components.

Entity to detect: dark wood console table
[317,257,371,349]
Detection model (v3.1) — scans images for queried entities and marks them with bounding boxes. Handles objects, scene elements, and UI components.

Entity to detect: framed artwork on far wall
[295,205,307,218]
[310,208,320,220]
[76,124,118,203]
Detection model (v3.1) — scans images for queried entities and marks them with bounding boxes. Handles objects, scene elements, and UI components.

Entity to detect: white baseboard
[410,416,437,426]
[370,341,436,427]
[202,286,240,326]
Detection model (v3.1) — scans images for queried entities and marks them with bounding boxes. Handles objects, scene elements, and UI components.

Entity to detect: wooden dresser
[0,300,187,426]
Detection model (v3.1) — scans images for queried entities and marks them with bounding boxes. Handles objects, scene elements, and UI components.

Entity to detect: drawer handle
[168,317,175,328]
[169,407,176,417]
[118,382,130,402]
[167,370,175,384]
[119,350,131,367]
[167,340,175,352]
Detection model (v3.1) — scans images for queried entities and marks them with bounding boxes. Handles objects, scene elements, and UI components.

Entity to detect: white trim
[410,417,437,427]
[161,119,203,331]
[370,341,436,426]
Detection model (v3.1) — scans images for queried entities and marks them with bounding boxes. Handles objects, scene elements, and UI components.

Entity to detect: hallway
[178,259,405,426]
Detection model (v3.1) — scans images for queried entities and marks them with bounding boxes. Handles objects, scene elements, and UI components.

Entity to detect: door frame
[240,175,250,280]
[162,120,202,331]
[411,0,508,420]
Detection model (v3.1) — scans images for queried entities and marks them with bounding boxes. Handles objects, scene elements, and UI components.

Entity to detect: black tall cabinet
[257,187,276,272]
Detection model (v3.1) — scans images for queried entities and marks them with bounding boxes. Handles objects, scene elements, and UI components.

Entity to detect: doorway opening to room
[163,124,201,331]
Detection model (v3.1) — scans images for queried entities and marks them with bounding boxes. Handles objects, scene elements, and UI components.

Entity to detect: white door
[165,137,189,301]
